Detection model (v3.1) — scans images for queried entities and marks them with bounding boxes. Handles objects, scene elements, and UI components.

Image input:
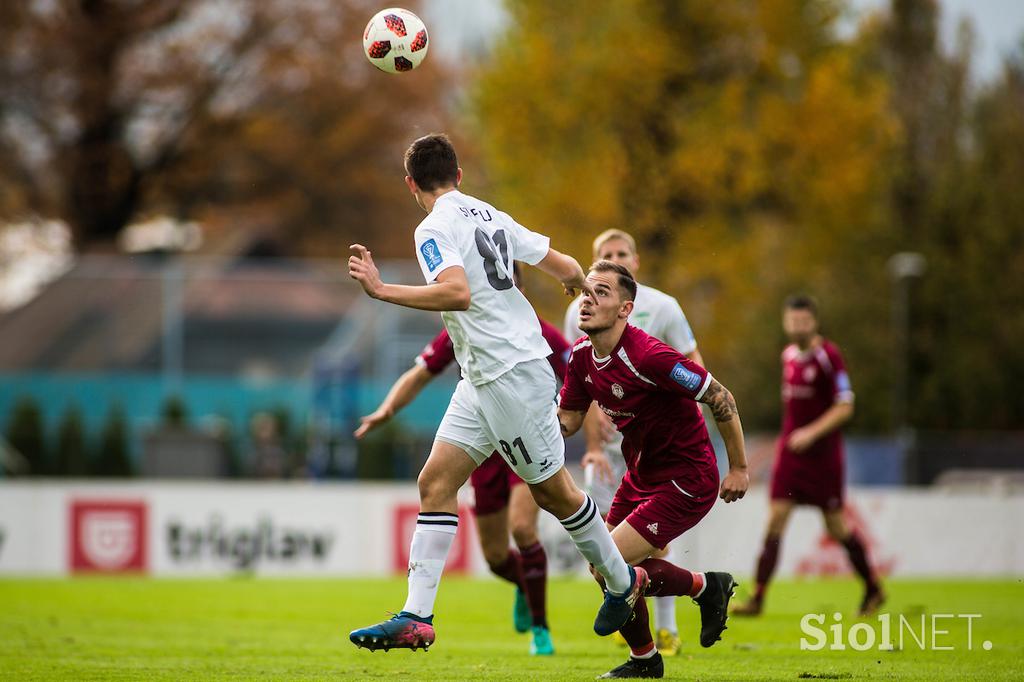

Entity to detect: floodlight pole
[887,251,926,445]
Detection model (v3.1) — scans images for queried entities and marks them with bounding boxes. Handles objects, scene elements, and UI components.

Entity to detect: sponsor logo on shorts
[420,238,443,272]
[670,362,701,391]
[647,522,659,535]
[611,383,624,399]
[538,458,555,473]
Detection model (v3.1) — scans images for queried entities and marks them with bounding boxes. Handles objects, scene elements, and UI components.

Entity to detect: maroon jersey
[559,324,717,487]
[779,339,854,459]
[416,317,571,381]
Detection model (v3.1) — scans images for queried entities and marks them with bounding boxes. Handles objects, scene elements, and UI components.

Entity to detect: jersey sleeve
[539,318,572,382]
[414,221,463,283]
[414,329,456,375]
[502,216,550,265]
[642,340,713,401]
[557,350,592,412]
[661,297,698,355]
[824,343,855,403]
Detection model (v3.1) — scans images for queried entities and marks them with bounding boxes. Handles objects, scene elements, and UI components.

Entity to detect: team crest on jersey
[585,374,593,384]
[803,366,817,382]
[611,383,624,399]
[647,522,658,536]
[420,238,443,272]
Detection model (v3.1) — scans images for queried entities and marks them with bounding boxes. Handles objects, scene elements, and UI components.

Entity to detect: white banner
[0,481,1020,577]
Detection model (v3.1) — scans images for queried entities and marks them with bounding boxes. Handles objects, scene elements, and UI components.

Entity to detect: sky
[422,0,1024,82]
[848,0,1024,81]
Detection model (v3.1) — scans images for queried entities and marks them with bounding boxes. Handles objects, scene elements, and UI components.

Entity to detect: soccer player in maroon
[557,260,750,679]
[732,295,884,617]
[355,269,570,656]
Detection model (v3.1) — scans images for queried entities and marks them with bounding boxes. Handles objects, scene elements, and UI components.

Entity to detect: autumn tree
[470,0,898,429]
[0,0,450,256]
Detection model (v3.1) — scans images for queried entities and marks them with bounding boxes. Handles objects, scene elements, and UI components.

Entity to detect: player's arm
[354,363,435,439]
[556,407,587,438]
[349,244,471,311]
[786,398,854,454]
[581,403,616,483]
[698,378,749,503]
[534,248,594,298]
[686,348,704,367]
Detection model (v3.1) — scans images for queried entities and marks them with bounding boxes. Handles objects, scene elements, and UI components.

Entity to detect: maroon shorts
[770,447,845,511]
[470,452,525,516]
[606,470,718,550]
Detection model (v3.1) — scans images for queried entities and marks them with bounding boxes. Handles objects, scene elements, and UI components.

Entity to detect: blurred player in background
[347,134,644,653]
[564,229,703,656]
[557,260,748,679]
[354,265,569,656]
[732,295,885,617]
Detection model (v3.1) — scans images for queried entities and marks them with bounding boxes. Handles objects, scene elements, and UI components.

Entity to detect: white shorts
[435,358,565,485]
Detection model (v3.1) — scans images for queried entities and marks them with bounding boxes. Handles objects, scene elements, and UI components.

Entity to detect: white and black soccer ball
[362,7,429,74]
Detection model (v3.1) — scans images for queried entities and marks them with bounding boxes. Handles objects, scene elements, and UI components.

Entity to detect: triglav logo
[70,500,147,573]
[801,612,992,652]
[167,516,335,570]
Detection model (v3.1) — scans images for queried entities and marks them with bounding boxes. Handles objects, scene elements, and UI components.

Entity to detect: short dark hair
[404,133,458,191]
[784,294,818,317]
[590,260,637,302]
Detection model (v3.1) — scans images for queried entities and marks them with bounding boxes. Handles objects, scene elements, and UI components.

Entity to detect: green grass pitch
[1,576,1021,680]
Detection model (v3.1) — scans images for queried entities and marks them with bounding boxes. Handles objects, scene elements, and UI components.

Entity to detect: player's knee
[417,469,455,507]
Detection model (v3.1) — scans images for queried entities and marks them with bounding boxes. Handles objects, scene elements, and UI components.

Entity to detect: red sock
[754,534,781,602]
[638,558,704,597]
[618,588,655,655]
[518,542,548,628]
[841,532,879,592]
[489,549,524,589]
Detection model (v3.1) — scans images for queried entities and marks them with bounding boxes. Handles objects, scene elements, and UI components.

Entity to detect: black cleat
[694,571,736,648]
[597,652,664,679]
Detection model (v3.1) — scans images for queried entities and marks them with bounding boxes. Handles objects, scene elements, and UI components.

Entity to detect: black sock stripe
[418,512,460,517]
[561,496,595,527]
[417,519,459,527]
[562,502,598,532]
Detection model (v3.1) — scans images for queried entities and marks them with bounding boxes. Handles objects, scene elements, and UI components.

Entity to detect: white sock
[654,596,677,634]
[401,512,458,618]
[632,646,658,660]
[693,572,707,598]
[558,494,631,594]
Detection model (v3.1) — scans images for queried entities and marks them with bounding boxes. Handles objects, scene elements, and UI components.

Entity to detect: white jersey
[563,283,698,354]
[414,190,552,386]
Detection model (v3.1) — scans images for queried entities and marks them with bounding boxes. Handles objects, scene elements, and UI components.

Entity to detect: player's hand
[563,276,595,300]
[353,408,392,439]
[786,427,817,453]
[348,244,384,298]
[720,467,748,503]
[582,450,614,484]
[596,410,616,443]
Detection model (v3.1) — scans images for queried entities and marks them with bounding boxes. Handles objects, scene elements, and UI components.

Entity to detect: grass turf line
[1,577,1021,680]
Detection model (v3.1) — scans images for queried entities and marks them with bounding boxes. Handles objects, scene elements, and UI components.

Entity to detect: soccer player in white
[564,229,704,656]
[347,134,646,652]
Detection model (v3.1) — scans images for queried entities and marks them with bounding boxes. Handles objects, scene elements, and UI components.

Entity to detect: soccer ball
[362,8,429,74]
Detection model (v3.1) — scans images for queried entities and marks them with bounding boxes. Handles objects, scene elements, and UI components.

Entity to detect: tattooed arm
[699,379,749,503]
